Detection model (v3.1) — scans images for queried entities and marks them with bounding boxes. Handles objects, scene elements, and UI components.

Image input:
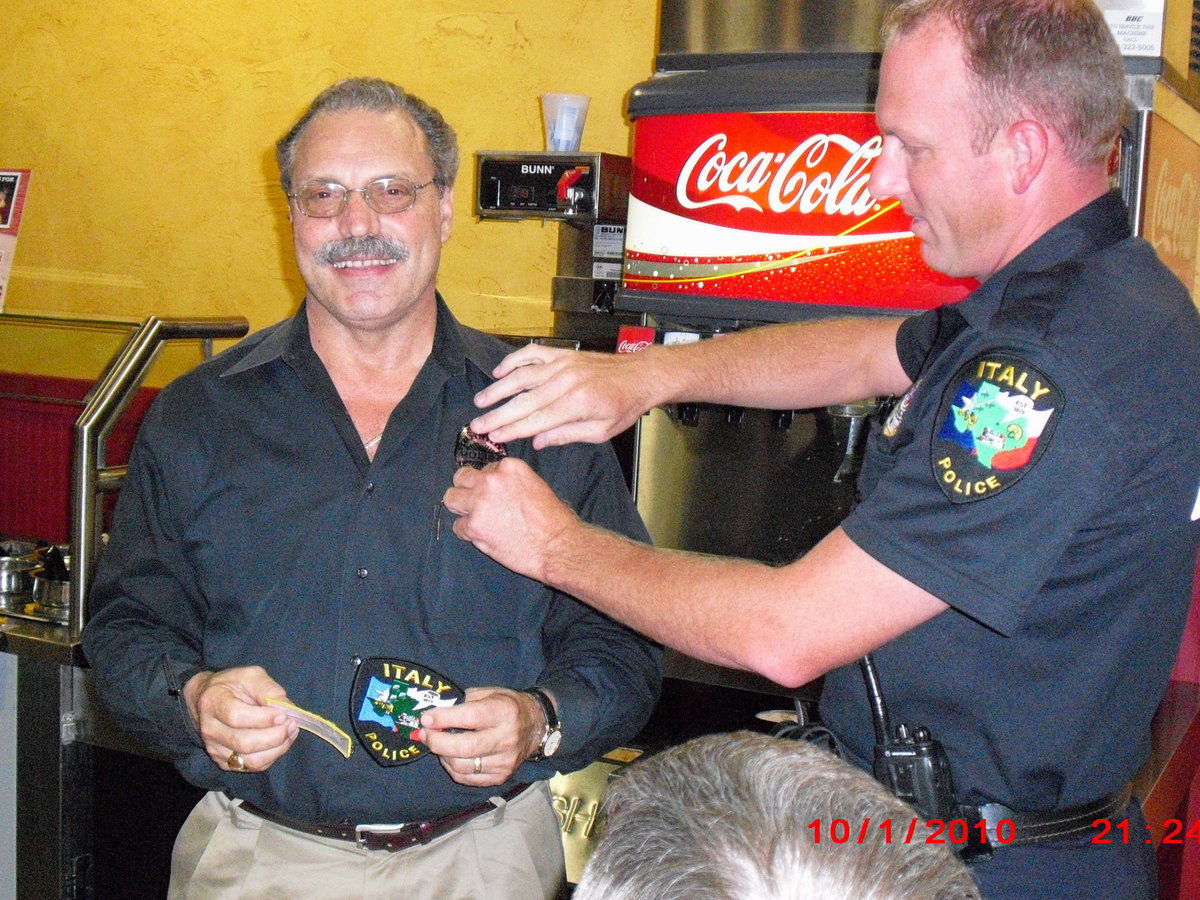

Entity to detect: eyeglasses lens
[295,179,422,217]
[364,179,420,214]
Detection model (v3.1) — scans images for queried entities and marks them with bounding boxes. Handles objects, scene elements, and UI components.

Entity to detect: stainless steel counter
[0,620,85,667]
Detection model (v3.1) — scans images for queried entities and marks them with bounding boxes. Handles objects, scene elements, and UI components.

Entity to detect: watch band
[524,686,561,760]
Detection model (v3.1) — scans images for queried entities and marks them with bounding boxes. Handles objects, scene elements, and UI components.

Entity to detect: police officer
[444,1,1200,896]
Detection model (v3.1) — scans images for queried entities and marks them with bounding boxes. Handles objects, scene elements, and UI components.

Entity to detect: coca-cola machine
[616,1,978,717]
[473,0,1165,747]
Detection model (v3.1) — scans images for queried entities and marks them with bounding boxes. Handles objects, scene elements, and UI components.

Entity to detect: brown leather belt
[237,783,531,852]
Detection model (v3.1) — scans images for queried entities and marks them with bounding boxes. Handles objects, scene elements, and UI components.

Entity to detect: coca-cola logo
[617,338,652,353]
[676,132,882,217]
[1148,155,1198,264]
[621,111,974,311]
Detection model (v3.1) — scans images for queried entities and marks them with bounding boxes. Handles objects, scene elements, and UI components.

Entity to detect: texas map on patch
[932,352,1062,503]
[265,697,353,758]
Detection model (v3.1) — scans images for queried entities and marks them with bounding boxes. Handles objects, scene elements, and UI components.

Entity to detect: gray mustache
[315,236,409,266]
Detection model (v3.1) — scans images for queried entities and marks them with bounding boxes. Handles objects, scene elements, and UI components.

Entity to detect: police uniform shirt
[827,191,1200,814]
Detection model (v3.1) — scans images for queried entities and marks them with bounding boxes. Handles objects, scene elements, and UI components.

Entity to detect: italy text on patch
[931,352,1062,503]
[349,657,464,767]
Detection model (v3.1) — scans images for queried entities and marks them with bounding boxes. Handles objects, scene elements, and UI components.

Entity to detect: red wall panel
[0,372,155,544]
[1170,555,1200,686]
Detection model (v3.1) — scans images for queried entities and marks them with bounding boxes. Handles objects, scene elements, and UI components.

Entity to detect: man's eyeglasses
[287,177,435,218]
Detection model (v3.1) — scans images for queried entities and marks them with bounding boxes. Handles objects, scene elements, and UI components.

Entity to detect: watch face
[542,729,563,758]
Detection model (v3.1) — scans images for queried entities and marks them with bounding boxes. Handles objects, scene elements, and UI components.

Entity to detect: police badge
[349,657,465,767]
[453,426,507,469]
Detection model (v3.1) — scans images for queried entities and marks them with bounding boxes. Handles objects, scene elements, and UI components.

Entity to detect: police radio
[861,655,992,862]
[861,655,957,819]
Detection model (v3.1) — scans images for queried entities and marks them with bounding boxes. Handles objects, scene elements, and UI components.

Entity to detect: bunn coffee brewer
[475,151,640,351]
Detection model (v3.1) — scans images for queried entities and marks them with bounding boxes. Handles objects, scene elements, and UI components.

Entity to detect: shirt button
[364,482,375,494]
[356,567,368,578]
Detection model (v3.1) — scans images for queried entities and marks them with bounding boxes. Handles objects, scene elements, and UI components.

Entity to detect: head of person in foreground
[574,731,980,900]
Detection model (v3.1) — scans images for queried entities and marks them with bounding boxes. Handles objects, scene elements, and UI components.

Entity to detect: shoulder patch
[931,352,1062,503]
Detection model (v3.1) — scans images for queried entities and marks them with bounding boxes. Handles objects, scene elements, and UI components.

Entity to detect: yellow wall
[0,1,657,381]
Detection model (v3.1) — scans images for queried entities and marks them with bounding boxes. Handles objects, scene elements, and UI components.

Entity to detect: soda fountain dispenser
[474,151,642,484]
[611,2,979,708]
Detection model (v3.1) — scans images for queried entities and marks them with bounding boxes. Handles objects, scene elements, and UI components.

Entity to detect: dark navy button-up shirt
[84,295,662,823]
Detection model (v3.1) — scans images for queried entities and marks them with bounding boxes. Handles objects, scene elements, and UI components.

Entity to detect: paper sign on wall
[1097,0,1165,57]
[0,170,31,312]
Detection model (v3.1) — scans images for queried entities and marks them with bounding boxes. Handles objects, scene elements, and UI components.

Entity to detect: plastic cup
[541,93,590,152]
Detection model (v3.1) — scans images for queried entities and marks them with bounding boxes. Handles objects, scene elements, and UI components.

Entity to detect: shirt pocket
[415,511,542,643]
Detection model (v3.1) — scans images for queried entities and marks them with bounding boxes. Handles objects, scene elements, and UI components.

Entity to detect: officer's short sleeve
[841,345,1113,636]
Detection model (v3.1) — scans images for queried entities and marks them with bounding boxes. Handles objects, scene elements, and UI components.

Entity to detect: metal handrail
[69,315,249,637]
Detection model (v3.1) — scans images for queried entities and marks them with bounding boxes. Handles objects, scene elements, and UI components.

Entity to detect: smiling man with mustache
[83,77,661,899]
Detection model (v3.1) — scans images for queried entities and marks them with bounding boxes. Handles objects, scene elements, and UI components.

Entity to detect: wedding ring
[473,756,483,775]
[228,750,246,771]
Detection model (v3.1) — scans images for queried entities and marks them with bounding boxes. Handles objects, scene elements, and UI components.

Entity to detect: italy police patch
[349,657,464,767]
[931,352,1062,503]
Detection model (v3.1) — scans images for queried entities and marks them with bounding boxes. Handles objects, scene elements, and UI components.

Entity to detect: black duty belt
[970,785,1132,847]
[237,783,530,852]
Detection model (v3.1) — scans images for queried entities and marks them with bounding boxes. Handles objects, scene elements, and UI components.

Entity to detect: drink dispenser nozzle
[662,332,704,427]
[829,399,878,483]
[556,167,592,217]
[677,403,701,427]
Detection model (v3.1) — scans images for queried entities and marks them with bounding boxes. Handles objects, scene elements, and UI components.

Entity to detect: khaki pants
[168,784,565,900]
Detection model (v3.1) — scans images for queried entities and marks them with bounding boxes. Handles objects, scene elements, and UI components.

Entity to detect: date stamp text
[804,817,1200,846]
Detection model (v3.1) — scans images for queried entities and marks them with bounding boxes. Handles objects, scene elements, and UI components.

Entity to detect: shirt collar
[955,190,1131,326]
[219,293,497,381]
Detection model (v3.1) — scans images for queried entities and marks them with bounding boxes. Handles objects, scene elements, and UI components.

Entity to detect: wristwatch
[524,687,562,760]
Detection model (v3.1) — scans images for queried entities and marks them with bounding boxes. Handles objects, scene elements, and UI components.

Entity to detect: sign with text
[624,111,974,314]
[1143,112,1200,308]
[0,170,31,312]
[1097,0,1164,57]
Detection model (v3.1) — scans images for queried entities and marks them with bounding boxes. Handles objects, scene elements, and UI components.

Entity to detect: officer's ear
[1006,118,1049,195]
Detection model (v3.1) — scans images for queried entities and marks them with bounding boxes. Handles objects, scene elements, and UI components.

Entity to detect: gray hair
[574,732,980,900]
[882,0,1127,165]
[275,77,459,194]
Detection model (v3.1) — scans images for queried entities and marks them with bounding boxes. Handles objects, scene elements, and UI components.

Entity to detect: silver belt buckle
[354,822,410,849]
